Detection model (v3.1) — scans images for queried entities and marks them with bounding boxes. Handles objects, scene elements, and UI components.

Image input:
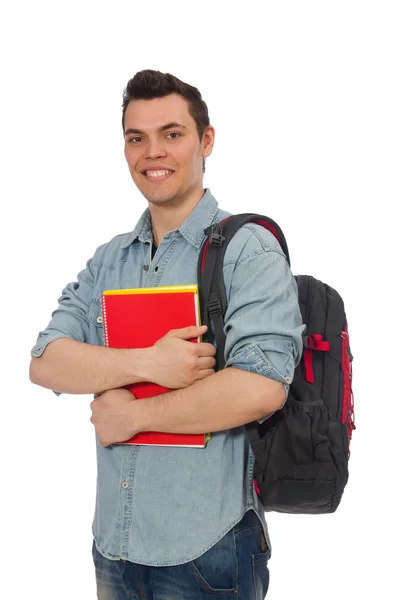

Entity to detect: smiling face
[123,93,214,208]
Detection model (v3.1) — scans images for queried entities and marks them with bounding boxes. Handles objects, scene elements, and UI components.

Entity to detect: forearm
[29,337,149,395]
[137,367,285,434]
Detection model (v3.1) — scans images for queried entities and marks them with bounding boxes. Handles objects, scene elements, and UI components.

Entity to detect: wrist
[126,347,152,384]
[130,393,151,433]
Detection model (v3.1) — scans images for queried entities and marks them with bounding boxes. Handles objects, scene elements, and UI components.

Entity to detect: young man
[30,70,303,599]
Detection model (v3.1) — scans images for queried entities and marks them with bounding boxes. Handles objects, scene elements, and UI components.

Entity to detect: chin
[143,185,182,205]
[141,190,173,205]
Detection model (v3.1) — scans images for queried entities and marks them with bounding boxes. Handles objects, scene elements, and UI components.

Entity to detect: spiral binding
[101,295,109,347]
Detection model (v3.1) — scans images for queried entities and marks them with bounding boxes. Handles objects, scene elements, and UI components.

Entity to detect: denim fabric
[31,189,304,566]
[92,509,270,600]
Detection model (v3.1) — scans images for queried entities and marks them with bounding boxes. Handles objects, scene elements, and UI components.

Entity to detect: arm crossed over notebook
[90,368,285,447]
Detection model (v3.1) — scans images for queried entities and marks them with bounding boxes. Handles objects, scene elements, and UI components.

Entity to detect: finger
[198,356,216,369]
[169,325,207,340]
[197,343,217,356]
[197,369,216,379]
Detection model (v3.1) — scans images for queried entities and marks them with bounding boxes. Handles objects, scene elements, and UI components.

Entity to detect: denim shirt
[31,189,304,566]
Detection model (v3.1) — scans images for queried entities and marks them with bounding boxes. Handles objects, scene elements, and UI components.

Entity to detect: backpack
[197,213,355,514]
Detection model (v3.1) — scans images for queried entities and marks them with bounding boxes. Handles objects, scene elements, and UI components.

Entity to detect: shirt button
[122,481,129,489]
[143,265,149,271]
[96,316,103,324]
[285,376,291,383]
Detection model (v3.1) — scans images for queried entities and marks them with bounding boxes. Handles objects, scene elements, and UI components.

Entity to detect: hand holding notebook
[147,324,215,389]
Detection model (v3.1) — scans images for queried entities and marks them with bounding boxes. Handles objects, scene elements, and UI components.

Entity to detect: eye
[128,136,143,143]
[166,132,181,139]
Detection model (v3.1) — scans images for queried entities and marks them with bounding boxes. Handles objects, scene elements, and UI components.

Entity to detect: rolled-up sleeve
[31,257,95,359]
[222,226,304,422]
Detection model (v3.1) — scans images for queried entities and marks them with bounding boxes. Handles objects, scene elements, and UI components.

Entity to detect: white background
[1,1,396,598]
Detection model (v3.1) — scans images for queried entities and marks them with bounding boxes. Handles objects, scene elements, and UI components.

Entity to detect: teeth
[145,169,172,178]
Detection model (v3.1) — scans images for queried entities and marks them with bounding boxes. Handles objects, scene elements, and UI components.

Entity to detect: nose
[146,139,167,160]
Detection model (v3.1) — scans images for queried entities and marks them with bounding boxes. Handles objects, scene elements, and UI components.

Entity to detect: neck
[149,186,205,246]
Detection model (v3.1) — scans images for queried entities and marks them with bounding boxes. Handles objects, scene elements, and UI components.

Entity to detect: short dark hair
[122,70,210,173]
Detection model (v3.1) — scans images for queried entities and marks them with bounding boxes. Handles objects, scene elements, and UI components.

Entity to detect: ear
[201,125,215,159]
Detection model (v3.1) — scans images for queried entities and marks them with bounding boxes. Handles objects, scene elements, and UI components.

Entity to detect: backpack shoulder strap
[197,213,289,369]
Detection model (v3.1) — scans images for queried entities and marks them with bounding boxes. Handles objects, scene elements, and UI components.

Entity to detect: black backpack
[198,214,355,514]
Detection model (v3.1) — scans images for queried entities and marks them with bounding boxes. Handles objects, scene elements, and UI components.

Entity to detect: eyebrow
[124,122,187,136]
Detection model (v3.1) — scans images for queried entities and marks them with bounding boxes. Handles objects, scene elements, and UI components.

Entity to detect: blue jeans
[92,509,270,599]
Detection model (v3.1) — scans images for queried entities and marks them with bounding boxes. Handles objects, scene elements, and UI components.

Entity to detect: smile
[144,169,174,182]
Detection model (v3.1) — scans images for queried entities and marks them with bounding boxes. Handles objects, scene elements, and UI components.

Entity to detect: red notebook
[101,285,211,448]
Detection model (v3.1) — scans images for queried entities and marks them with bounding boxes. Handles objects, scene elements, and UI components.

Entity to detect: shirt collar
[120,207,152,248]
[120,189,219,250]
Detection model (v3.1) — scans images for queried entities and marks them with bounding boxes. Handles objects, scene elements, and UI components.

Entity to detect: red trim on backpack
[341,326,352,424]
[254,479,261,497]
[303,335,330,383]
[201,239,210,275]
[341,322,355,457]
[306,334,330,351]
[303,348,315,383]
[255,219,281,243]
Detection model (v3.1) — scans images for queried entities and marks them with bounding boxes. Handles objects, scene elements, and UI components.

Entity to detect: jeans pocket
[188,528,238,594]
[252,550,270,600]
